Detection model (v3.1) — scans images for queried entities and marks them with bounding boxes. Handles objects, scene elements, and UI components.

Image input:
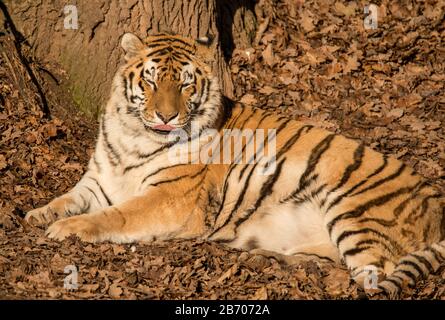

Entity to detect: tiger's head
[112,32,222,141]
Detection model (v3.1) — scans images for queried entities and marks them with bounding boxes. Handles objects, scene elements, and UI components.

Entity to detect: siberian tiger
[25,33,445,298]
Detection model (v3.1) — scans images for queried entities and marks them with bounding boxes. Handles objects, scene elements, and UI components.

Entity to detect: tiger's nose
[155,111,179,124]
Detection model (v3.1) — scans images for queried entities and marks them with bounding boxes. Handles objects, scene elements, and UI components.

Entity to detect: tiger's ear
[121,33,144,60]
[195,34,214,47]
[195,34,215,68]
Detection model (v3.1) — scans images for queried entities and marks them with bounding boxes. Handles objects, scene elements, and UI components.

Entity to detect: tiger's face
[116,33,221,140]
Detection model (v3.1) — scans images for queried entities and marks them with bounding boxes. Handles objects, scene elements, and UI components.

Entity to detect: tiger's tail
[377,238,445,298]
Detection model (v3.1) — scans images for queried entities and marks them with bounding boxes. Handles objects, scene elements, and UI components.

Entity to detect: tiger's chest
[95,132,181,205]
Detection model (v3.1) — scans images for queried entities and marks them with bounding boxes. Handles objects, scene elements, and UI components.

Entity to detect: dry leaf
[300,12,315,32]
[240,94,258,105]
[262,43,276,67]
[253,286,268,300]
[109,283,123,299]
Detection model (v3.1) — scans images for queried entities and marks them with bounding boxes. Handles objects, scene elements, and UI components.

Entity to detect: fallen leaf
[262,43,276,67]
[109,282,123,299]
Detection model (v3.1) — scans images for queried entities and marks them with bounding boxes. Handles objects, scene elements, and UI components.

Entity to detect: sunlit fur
[26,33,445,298]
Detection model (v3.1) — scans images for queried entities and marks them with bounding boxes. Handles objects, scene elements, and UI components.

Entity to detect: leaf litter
[1,0,444,299]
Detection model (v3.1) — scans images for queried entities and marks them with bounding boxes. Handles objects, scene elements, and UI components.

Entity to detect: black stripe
[234,158,286,228]
[282,174,319,203]
[210,158,285,238]
[237,113,277,179]
[170,50,193,62]
[212,160,258,235]
[85,186,101,206]
[367,154,388,179]
[212,107,261,225]
[139,163,188,184]
[405,194,441,224]
[275,125,315,161]
[101,118,121,166]
[411,253,434,273]
[355,238,396,256]
[147,37,193,49]
[198,78,207,103]
[214,113,276,225]
[430,246,445,261]
[231,111,270,167]
[146,47,171,58]
[379,278,403,292]
[343,246,371,257]
[237,108,258,130]
[132,141,174,159]
[291,181,327,205]
[335,227,405,255]
[122,76,129,101]
[282,133,334,203]
[88,177,112,206]
[351,163,406,196]
[148,166,207,188]
[199,157,285,242]
[226,106,247,129]
[325,155,388,210]
[330,143,365,193]
[184,169,208,196]
[128,72,134,92]
[393,191,421,217]
[79,193,90,213]
[399,260,424,278]
[391,274,406,283]
[297,133,335,189]
[397,269,417,284]
[327,181,422,234]
[358,216,397,227]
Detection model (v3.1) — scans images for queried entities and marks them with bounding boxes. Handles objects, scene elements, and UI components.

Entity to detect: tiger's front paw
[25,205,62,226]
[46,215,102,242]
[25,196,77,226]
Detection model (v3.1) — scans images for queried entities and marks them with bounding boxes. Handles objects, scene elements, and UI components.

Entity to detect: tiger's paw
[25,196,78,226]
[25,205,62,226]
[46,215,102,242]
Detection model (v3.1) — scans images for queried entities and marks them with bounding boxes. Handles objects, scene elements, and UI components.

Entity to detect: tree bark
[2,0,256,118]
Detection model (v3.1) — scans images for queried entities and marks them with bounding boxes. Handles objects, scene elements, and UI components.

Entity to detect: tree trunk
[2,0,256,118]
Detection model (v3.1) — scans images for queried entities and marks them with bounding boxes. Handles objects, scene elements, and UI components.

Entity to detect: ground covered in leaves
[1,0,445,299]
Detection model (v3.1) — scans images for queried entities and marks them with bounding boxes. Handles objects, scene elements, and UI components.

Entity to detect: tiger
[25,32,445,298]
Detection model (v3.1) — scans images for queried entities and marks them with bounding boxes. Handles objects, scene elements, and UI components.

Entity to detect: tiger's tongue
[153,124,176,131]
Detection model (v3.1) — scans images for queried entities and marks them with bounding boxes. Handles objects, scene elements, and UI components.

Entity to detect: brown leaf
[0,154,7,170]
[217,264,239,284]
[240,94,258,106]
[343,55,360,74]
[112,245,126,255]
[253,286,268,300]
[387,108,404,119]
[109,282,123,299]
[299,11,315,32]
[322,269,350,297]
[261,44,276,67]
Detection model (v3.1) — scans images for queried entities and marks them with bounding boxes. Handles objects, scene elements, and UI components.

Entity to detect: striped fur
[25,33,445,298]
